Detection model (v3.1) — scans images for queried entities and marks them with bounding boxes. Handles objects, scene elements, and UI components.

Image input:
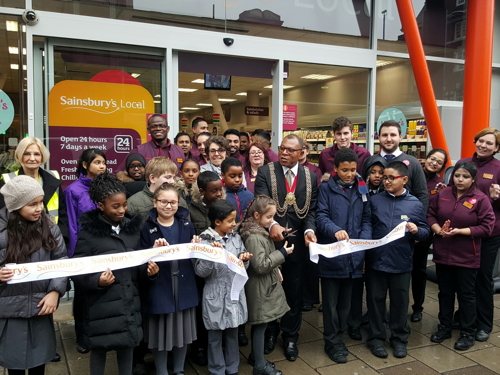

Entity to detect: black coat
[254,162,318,262]
[73,210,143,351]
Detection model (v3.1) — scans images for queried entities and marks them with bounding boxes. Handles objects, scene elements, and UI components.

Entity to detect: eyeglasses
[209,149,226,154]
[427,156,444,166]
[129,164,145,170]
[278,146,302,154]
[249,151,263,156]
[155,199,178,208]
[382,175,405,182]
[148,124,168,130]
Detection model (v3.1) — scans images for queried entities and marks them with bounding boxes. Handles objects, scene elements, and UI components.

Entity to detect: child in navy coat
[221,158,254,222]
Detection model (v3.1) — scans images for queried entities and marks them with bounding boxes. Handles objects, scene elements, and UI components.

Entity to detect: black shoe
[247,353,275,368]
[302,303,313,312]
[475,329,489,342]
[191,347,208,366]
[318,304,323,313]
[430,326,452,343]
[264,336,277,354]
[50,353,61,362]
[369,345,388,358]
[454,333,475,350]
[391,342,407,358]
[132,363,148,375]
[410,311,423,322]
[284,342,298,361]
[348,327,362,341]
[238,329,249,346]
[325,345,347,363]
[451,320,462,330]
[76,345,89,354]
[253,363,282,375]
[361,313,369,326]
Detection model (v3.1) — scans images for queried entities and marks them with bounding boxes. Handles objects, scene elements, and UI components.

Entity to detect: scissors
[282,223,298,238]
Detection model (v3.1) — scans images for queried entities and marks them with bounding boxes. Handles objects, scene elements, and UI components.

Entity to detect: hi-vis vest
[2,170,61,224]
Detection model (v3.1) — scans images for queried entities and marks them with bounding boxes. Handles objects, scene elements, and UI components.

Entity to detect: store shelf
[306,138,326,142]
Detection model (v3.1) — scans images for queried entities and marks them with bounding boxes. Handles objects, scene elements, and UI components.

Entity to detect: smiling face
[334,161,357,184]
[154,189,179,222]
[148,115,169,143]
[475,133,499,158]
[334,126,352,149]
[225,134,240,156]
[127,160,145,181]
[382,167,408,196]
[424,151,446,174]
[379,125,402,154]
[176,135,192,156]
[240,134,250,152]
[197,135,210,157]
[254,205,277,229]
[193,120,209,137]
[208,142,227,167]
[180,161,200,186]
[453,167,474,193]
[222,165,243,192]
[98,192,127,226]
[19,195,44,222]
[215,210,237,236]
[248,145,265,168]
[21,144,43,172]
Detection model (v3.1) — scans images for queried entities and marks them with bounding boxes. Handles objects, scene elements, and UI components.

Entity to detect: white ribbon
[6,243,248,301]
[309,221,407,263]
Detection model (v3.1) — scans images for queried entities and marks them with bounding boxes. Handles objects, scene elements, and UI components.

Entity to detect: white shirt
[281,163,299,190]
[380,149,403,159]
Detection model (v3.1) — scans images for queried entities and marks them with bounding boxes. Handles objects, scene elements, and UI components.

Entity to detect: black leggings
[8,364,45,375]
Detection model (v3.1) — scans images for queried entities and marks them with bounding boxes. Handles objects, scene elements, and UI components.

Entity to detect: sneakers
[430,326,452,343]
[454,333,475,351]
[325,344,348,363]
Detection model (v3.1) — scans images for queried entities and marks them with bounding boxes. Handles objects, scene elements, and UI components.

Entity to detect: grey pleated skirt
[0,315,56,370]
[143,308,197,351]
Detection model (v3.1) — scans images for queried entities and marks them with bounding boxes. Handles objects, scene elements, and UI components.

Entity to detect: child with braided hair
[73,172,158,375]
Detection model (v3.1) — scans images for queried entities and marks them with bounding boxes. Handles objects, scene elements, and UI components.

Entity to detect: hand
[335,230,349,241]
[441,220,451,233]
[283,241,294,255]
[211,241,224,249]
[0,267,13,282]
[406,222,418,234]
[277,268,283,283]
[435,182,447,193]
[153,238,169,248]
[38,291,60,315]
[441,228,464,237]
[98,268,115,287]
[270,224,287,242]
[238,252,253,261]
[191,235,201,244]
[490,184,500,200]
[147,261,159,276]
[305,232,317,247]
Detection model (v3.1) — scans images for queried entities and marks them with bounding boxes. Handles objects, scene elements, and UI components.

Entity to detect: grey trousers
[207,327,239,375]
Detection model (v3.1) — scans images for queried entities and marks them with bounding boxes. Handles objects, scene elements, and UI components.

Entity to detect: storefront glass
[33,0,372,49]
[0,15,26,173]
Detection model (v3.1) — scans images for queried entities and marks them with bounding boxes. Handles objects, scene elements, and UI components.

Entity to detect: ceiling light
[10,64,27,70]
[301,74,336,80]
[154,94,161,98]
[236,92,247,96]
[178,88,198,92]
[131,73,141,78]
[264,85,294,89]
[191,79,205,83]
[9,47,26,55]
[196,103,213,106]
[218,98,237,102]
[179,111,186,113]
[376,60,395,67]
[181,107,200,110]
[6,21,18,31]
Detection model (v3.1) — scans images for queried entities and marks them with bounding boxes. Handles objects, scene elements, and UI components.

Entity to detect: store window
[0,15,26,174]
[377,0,467,59]
[33,0,372,49]
[45,44,163,185]
[280,62,369,166]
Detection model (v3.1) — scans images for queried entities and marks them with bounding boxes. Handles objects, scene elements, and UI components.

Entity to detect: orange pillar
[395,0,451,168]
[461,0,495,157]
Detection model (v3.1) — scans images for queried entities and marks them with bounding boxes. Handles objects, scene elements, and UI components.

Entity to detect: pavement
[2,278,500,375]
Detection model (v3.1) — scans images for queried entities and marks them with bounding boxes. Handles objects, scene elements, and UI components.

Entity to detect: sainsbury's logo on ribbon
[7,243,247,301]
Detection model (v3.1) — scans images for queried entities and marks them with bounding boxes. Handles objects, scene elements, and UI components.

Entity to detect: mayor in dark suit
[254,134,318,361]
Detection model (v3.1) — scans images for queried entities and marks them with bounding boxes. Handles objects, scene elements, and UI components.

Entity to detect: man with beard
[191,118,210,157]
[224,128,246,166]
[175,131,193,158]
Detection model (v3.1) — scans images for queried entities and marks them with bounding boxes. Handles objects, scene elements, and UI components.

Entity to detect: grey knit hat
[0,175,44,212]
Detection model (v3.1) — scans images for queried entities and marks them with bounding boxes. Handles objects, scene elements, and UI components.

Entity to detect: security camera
[22,9,39,26]
[223,38,234,47]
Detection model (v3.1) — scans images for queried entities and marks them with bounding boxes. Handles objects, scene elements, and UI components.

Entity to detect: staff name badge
[483,173,494,180]
[463,201,473,209]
